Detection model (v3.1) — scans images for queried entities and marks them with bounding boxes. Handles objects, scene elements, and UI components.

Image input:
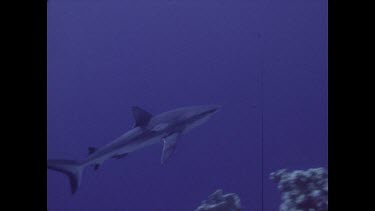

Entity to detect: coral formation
[270,168,328,211]
[195,189,242,211]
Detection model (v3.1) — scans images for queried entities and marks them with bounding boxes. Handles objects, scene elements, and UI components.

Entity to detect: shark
[47,105,221,194]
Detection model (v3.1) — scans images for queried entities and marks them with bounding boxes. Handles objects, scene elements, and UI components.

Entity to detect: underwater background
[47,0,327,210]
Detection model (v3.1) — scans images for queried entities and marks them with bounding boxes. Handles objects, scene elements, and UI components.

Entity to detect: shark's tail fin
[47,159,84,194]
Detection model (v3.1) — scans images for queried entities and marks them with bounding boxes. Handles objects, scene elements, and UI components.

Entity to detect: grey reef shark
[47,105,221,194]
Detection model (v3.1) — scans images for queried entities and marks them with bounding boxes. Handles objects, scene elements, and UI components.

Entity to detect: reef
[195,189,242,211]
[270,168,328,211]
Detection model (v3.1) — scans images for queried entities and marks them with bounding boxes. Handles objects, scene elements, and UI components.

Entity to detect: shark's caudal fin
[47,159,84,194]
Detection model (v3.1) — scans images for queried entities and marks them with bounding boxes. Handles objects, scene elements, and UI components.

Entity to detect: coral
[195,189,242,211]
[270,168,328,211]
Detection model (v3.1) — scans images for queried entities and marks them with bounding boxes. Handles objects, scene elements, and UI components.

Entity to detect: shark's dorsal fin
[88,147,97,155]
[132,106,152,128]
[161,133,180,165]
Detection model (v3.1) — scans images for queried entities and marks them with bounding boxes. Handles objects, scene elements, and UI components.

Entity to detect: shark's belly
[84,133,163,167]
[116,136,162,155]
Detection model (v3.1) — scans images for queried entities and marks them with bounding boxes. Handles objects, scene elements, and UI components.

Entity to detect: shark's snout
[214,105,222,112]
[210,105,222,113]
[203,105,222,115]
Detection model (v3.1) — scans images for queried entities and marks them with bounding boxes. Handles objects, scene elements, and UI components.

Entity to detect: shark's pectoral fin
[161,133,180,165]
[132,106,153,128]
[112,153,129,159]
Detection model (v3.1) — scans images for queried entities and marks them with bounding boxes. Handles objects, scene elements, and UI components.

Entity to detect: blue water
[47,0,327,210]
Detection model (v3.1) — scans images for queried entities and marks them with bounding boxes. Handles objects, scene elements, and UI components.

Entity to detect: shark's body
[47,105,221,194]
